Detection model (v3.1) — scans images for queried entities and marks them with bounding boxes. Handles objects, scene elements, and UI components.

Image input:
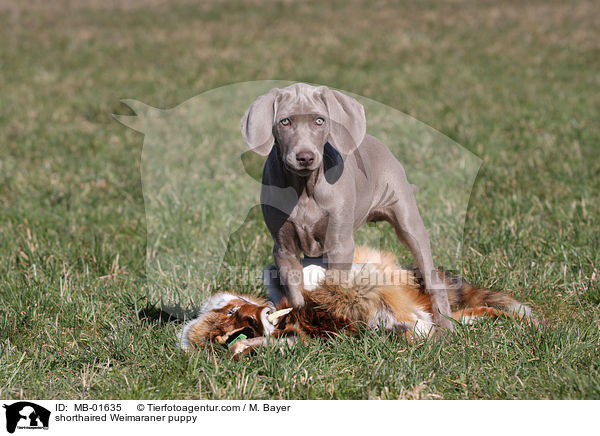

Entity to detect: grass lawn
[1,0,599,399]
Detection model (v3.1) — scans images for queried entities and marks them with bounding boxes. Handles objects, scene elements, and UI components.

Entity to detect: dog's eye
[280,118,291,126]
[314,117,325,126]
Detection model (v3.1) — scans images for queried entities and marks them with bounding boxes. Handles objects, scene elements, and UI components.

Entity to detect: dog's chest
[288,194,328,257]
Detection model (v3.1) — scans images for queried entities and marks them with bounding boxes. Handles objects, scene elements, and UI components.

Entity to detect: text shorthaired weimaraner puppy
[241,83,453,330]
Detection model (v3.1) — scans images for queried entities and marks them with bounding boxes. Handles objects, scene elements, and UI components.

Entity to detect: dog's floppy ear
[321,88,366,154]
[241,88,280,156]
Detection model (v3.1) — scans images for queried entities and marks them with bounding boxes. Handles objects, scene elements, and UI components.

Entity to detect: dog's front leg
[323,217,355,273]
[274,246,305,308]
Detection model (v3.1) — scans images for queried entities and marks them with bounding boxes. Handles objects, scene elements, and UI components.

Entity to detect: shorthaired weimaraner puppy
[241,83,453,330]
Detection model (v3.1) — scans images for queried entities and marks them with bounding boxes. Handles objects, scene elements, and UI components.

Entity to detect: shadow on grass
[136,302,190,324]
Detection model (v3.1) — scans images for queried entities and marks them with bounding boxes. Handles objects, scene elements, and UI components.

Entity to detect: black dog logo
[3,402,50,433]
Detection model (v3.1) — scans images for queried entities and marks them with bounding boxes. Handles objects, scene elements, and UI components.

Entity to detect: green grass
[1,0,599,399]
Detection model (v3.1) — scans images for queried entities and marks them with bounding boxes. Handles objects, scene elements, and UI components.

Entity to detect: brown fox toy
[179,246,534,357]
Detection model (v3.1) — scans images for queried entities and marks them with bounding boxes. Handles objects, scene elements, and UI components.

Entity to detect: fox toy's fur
[179,246,533,356]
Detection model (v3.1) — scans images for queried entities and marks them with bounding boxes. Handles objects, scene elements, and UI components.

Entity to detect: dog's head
[179,293,292,350]
[241,83,366,176]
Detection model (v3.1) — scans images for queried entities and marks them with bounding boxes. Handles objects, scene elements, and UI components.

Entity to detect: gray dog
[241,83,453,330]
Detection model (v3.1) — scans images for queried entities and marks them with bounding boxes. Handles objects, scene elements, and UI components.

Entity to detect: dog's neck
[284,166,321,198]
[274,146,322,198]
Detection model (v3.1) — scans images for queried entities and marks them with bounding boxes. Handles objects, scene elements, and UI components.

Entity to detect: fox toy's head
[179,293,292,350]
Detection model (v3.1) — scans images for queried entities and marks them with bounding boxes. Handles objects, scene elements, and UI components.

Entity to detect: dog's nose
[296,151,315,167]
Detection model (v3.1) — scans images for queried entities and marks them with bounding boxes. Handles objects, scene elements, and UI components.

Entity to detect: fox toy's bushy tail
[418,269,534,324]
[352,246,534,323]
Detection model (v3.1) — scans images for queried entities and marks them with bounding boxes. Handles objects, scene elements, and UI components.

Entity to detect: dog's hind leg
[381,199,454,332]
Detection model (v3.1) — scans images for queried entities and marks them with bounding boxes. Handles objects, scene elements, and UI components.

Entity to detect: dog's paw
[432,312,455,333]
